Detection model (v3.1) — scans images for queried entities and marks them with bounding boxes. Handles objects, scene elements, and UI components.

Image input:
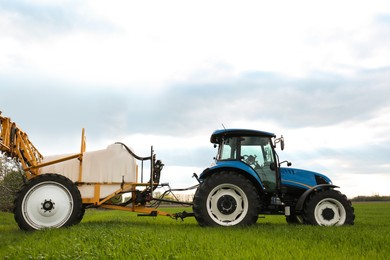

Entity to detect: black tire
[14,174,83,231]
[73,206,86,225]
[302,189,355,226]
[193,171,260,227]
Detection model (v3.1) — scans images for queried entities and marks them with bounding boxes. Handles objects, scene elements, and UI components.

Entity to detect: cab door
[239,136,277,192]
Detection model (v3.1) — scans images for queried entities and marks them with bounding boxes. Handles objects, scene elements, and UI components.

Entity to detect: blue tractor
[192,129,355,226]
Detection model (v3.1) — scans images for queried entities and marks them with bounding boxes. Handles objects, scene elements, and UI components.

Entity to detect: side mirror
[275,135,285,151]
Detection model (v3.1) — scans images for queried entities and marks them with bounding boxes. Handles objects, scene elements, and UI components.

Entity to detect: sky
[1,0,390,198]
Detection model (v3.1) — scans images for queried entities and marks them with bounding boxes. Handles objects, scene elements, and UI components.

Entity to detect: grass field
[1,202,389,259]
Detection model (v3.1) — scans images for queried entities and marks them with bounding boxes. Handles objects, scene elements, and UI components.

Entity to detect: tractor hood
[280,167,332,190]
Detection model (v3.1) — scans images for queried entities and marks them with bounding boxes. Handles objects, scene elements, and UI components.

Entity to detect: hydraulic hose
[115,142,152,161]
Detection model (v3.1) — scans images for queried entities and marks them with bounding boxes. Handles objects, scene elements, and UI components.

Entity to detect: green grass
[1,202,390,259]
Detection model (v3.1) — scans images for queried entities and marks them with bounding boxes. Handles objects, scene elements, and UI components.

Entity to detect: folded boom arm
[0,113,43,177]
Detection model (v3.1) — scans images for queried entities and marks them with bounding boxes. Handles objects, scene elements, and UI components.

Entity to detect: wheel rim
[21,181,74,229]
[314,198,346,226]
[206,183,248,226]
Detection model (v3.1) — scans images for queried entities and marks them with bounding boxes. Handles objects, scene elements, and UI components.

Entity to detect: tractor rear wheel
[14,174,83,231]
[193,171,260,227]
[302,189,354,226]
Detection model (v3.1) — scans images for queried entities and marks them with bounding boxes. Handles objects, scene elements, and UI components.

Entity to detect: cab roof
[210,129,276,143]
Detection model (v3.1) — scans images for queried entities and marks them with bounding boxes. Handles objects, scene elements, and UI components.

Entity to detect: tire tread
[193,171,260,227]
[302,189,355,226]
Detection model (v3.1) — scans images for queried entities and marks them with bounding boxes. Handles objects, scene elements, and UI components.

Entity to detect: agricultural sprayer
[0,113,354,230]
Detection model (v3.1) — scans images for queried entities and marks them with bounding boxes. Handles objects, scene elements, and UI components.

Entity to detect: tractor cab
[210,129,281,192]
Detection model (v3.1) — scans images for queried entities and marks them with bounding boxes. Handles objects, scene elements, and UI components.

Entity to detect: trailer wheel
[302,189,354,226]
[193,171,259,227]
[14,174,82,231]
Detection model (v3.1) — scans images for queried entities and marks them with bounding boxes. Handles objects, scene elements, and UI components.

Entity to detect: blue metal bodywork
[280,167,332,190]
[199,163,332,192]
[200,160,266,189]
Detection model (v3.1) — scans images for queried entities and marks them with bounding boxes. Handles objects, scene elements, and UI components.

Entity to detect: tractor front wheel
[14,174,83,231]
[193,171,260,227]
[302,189,355,226]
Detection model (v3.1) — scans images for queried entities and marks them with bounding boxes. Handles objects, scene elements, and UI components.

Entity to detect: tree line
[0,154,24,212]
[351,195,390,202]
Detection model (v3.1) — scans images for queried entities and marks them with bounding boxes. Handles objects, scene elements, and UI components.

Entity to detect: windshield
[218,136,275,163]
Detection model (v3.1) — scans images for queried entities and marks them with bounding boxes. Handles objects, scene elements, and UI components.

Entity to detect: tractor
[192,129,355,226]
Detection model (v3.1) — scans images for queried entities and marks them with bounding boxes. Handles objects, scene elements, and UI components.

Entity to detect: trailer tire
[193,171,260,227]
[14,174,82,231]
[302,189,354,226]
[73,206,86,225]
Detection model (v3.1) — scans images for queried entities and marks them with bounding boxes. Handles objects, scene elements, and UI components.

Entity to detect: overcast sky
[1,0,390,198]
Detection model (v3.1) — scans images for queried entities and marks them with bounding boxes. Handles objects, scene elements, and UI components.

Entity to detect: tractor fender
[199,163,266,192]
[295,184,339,212]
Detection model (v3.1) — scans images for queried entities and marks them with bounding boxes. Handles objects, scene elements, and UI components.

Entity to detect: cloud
[4,58,389,150]
[1,1,390,197]
[2,0,390,86]
[153,68,390,132]
[2,66,389,138]
[0,0,115,37]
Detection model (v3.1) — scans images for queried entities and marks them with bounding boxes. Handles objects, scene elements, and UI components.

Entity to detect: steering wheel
[243,154,257,166]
